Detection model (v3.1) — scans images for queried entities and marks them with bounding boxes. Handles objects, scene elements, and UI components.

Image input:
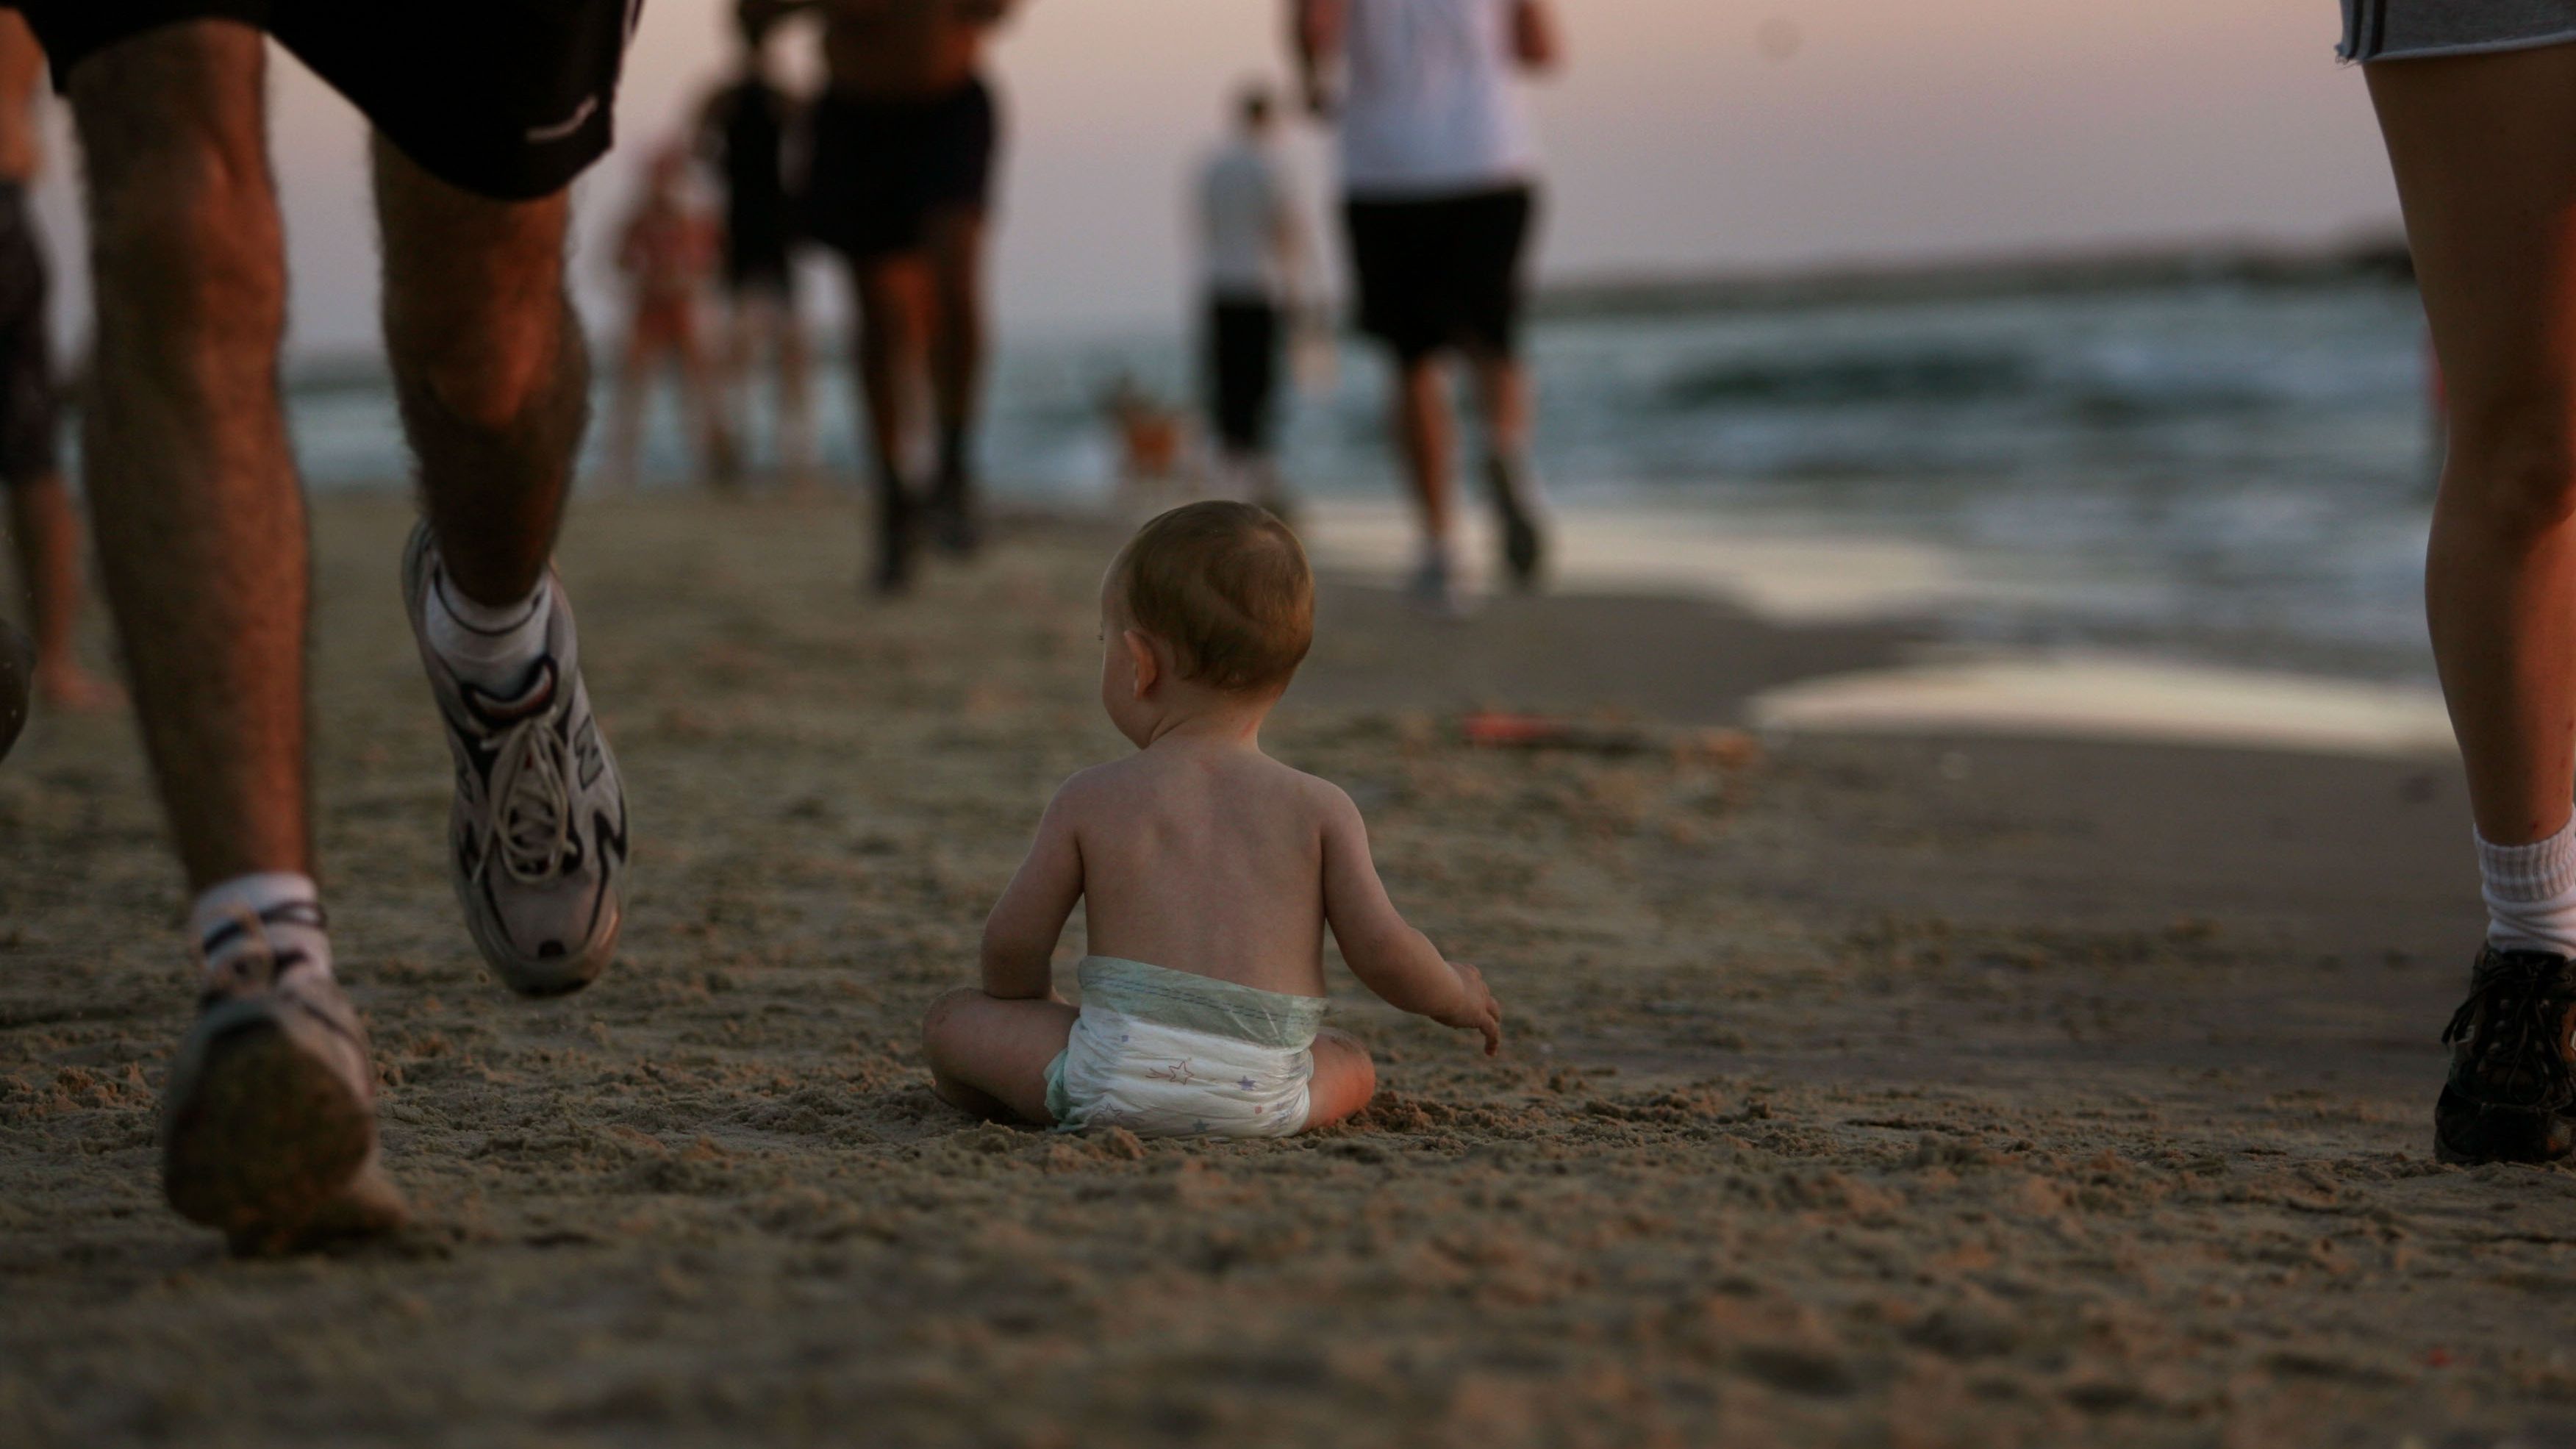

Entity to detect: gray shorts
[2341,0,2576,61]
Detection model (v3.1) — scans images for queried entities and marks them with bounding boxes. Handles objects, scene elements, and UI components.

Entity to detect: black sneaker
[2432,945,2576,1166]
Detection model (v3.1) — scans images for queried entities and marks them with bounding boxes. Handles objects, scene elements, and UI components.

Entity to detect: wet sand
[2,495,2567,1448]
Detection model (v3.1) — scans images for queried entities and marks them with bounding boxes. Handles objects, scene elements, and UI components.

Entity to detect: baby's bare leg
[920,988,1077,1125]
[1302,1027,1378,1131]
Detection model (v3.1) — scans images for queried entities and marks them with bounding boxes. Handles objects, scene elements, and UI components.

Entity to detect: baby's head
[1101,501,1313,743]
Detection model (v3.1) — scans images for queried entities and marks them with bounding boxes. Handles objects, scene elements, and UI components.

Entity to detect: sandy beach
[3,494,2567,1448]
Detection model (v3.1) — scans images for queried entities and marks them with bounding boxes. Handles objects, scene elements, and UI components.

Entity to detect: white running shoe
[403,522,629,996]
[162,906,407,1255]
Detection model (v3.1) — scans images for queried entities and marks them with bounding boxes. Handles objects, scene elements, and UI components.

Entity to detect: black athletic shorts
[1204,296,1279,455]
[803,78,998,261]
[1343,184,1536,365]
[14,0,640,201]
[0,183,56,488]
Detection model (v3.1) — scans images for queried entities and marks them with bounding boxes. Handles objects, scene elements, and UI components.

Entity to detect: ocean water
[287,275,2436,682]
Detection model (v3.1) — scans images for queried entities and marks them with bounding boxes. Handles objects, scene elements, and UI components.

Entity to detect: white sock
[424,569,551,698]
[190,872,333,980]
[2478,820,2576,958]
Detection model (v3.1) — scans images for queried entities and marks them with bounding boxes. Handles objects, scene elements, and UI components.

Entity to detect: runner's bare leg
[1395,357,1456,548]
[926,207,987,509]
[776,296,817,487]
[9,473,117,708]
[2372,49,2576,846]
[71,23,301,890]
[856,256,929,487]
[1469,351,1532,465]
[603,330,653,492]
[373,136,586,609]
[855,254,930,587]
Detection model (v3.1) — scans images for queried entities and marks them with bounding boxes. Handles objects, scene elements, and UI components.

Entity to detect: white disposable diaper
[1043,956,1327,1139]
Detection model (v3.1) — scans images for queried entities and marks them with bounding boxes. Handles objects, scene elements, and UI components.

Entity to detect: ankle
[2479,820,2576,958]
[190,872,333,980]
[423,564,551,698]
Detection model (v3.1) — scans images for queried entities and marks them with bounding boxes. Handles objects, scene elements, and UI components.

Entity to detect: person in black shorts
[11,0,640,1251]
[697,4,815,486]
[752,0,1020,594]
[1298,0,1561,617]
[1195,85,1306,517]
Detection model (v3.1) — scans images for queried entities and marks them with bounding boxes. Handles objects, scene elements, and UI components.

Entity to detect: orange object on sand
[1460,712,1765,768]
[1460,711,1650,754]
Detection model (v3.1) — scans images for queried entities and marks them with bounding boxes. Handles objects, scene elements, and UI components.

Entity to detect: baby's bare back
[1066,748,1332,998]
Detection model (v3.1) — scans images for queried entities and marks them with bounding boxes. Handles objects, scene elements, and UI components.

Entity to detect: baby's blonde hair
[1109,501,1314,694]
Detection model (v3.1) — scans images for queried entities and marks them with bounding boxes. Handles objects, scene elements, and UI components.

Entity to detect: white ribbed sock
[2478,819,2576,958]
[190,872,333,980]
[424,570,551,698]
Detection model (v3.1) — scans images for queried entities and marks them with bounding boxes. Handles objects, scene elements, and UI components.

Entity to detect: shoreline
[1295,496,2455,761]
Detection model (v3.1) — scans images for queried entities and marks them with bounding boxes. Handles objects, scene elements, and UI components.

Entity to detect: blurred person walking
[751,0,1021,595]
[604,145,738,490]
[2348,8,2576,1165]
[697,5,817,487]
[0,14,112,712]
[1294,0,1559,616]
[1195,84,1308,520]
[10,0,639,1250]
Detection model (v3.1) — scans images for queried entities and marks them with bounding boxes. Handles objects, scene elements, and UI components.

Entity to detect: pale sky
[30,0,2397,358]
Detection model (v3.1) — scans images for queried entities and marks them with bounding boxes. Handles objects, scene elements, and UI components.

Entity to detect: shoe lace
[487,712,576,885]
[2443,951,2576,1112]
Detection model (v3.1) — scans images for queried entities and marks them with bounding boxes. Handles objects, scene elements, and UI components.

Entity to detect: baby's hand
[1437,962,1503,1056]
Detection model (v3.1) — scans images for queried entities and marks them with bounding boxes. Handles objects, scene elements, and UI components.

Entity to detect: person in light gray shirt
[1196,85,1306,516]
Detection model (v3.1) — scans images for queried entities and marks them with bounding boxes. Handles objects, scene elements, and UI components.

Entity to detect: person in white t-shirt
[1196,85,1306,515]
[1293,0,1559,615]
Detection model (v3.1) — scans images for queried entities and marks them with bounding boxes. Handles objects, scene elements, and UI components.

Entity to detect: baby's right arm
[1318,786,1503,1055]
[978,782,1086,1001]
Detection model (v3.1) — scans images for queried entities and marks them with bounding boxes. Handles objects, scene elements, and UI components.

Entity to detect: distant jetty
[1534,234,2414,319]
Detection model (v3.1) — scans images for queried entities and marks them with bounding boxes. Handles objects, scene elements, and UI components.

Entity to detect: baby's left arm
[978,787,1085,999]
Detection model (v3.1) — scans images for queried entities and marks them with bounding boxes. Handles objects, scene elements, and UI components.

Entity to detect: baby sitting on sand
[920,501,1502,1137]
